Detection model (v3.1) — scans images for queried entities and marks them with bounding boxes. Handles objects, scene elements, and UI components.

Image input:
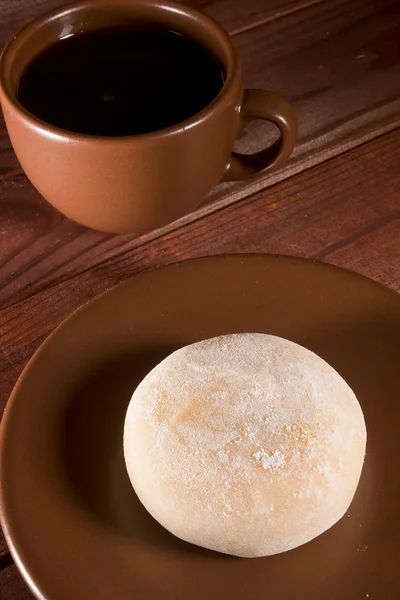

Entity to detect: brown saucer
[1,255,399,599]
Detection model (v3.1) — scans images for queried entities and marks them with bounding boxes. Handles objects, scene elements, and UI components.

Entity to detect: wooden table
[0,0,399,596]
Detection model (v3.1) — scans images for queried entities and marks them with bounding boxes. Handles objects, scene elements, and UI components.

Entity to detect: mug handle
[223,89,298,181]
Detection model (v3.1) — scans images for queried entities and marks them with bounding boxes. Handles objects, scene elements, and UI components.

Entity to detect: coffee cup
[0,0,297,234]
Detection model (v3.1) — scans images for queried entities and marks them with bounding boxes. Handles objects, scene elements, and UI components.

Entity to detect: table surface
[0,0,399,596]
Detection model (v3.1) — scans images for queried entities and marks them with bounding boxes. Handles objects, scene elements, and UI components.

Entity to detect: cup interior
[1,0,235,108]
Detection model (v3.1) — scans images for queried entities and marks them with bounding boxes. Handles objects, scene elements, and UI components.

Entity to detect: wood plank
[0,126,399,584]
[0,0,317,48]
[199,0,327,35]
[0,565,33,599]
[1,0,400,309]
[0,127,398,414]
[318,219,400,284]
[205,0,400,201]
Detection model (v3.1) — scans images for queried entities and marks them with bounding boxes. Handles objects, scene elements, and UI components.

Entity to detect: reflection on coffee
[17,26,225,136]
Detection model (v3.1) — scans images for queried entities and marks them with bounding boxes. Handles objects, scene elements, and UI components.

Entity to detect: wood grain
[0,127,399,413]
[198,0,328,35]
[0,0,320,47]
[1,0,400,310]
[0,565,33,599]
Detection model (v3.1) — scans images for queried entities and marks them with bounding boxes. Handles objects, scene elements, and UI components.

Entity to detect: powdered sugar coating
[124,333,366,557]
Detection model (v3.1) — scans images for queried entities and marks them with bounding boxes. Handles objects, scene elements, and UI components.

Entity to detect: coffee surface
[17,26,225,136]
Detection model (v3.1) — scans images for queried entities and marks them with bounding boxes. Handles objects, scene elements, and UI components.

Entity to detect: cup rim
[0,0,240,142]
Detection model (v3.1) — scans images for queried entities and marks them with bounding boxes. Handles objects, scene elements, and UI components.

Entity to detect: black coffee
[17,26,225,136]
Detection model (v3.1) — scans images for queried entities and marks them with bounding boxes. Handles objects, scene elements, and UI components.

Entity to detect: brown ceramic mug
[0,0,297,234]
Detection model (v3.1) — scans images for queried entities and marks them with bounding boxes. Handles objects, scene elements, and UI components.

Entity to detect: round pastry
[123,333,366,557]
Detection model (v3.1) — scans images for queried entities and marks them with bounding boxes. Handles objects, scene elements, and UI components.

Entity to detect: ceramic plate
[1,255,399,599]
